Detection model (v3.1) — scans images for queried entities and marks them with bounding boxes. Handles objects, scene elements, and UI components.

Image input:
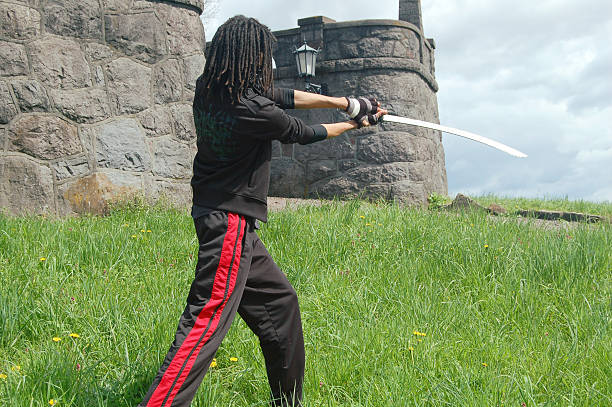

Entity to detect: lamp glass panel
[299,52,308,76]
[308,52,317,76]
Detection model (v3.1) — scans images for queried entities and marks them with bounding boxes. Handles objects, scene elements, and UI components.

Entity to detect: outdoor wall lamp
[293,41,328,95]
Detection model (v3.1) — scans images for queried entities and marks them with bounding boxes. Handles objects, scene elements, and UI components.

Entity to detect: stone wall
[270,14,447,204]
[0,0,205,215]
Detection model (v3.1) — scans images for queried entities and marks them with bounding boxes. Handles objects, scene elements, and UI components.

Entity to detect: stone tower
[0,0,205,216]
[269,0,447,204]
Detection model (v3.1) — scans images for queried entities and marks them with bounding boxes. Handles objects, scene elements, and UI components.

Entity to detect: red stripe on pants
[147,213,245,406]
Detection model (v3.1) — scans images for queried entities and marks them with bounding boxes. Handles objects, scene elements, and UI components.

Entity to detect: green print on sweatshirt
[194,107,238,161]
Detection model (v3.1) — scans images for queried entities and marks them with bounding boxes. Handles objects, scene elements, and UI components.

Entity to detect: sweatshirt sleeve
[263,87,295,109]
[252,102,328,145]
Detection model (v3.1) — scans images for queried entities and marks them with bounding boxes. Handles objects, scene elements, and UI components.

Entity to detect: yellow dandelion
[40,257,47,262]
[420,332,426,337]
[408,346,414,352]
[52,337,61,342]
[365,223,372,226]
[49,399,57,406]
[210,358,217,368]
[131,235,138,238]
[69,333,80,338]
[147,230,152,233]
[482,362,488,367]
[418,339,422,342]
[413,330,419,336]
[122,223,129,227]
[484,244,489,249]
[0,373,7,380]
[11,365,20,372]
[359,215,365,219]
[229,357,238,362]
[140,229,146,233]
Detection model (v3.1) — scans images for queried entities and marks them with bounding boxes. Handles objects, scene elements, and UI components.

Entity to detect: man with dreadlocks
[139,15,386,407]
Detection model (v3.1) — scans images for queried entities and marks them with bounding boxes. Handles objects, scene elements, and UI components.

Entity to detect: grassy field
[0,199,610,406]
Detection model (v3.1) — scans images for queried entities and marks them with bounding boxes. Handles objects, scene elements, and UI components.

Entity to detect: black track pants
[139,211,304,407]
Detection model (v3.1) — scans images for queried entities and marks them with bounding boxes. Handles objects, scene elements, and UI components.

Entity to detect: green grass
[0,200,610,406]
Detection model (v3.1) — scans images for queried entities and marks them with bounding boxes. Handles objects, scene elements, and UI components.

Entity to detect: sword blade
[382,115,528,158]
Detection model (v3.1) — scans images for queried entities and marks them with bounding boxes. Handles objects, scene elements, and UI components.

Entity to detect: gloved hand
[345,96,381,128]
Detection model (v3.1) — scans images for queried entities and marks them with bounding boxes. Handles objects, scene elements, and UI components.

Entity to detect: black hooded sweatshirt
[191,79,328,222]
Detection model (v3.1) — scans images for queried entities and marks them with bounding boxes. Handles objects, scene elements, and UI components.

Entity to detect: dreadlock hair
[198,15,276,106]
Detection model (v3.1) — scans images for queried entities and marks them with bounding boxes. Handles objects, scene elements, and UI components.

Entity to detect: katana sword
[381,114,528,158]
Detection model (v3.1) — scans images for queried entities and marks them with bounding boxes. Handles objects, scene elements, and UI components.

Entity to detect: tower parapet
[269,3,447,204]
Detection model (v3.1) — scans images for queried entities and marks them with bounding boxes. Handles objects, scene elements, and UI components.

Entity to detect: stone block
[84,42,113,61]
[52,155,91,181]
[0,128,6,151]
[153,59,183,104]
[345,164,383,183]
[8,115,81,160]
[306,159,336,183]
[334,42,359,60]
[0,3,41,41]
[146,178,192,208]
[174,0,204,12]
[77,125,96,163]
[95,118,151,172]
[309,176,361,199]
[43,0,102,40]
[357,132,420,164]
[93,66,105,87]
[269,159,305,197]
[381,162,411,182]
[271,140,281,158]
[183,54,205,90]
[101,0,130,11]
[170,104,196,142]
[105,58,151,114]
[337,161,404,187]
[407,161,429,182]
[333,58,364,72]
[57,171,143,215]
[356,37,396,58]
[152,137,194,179]
[0,82,18,124]
[183,89,195,103]
[2,155,54,215]
[0,41,29,76]
[11,80,50,112]
[338,159,360,172]
[28,37,92,89]
[51,88,112,123]
[140,106,173,137]
[104,12,167,63]
[294,134,354,162]
[281,143,293,158]
[390,180,426,205]
[160,4,205,56]
[364,183,391,200]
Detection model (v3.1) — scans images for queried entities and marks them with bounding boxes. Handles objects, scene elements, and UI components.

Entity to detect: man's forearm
[322,121,359,139]
[293,90,348,110]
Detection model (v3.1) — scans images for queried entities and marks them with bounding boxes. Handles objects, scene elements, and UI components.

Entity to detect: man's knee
[283,286,299,312]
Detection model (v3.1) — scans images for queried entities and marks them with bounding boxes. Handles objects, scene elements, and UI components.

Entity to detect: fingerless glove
[345,97,380,128]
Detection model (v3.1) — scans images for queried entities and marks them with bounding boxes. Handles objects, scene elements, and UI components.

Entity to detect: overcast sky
[202,0,612,202]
